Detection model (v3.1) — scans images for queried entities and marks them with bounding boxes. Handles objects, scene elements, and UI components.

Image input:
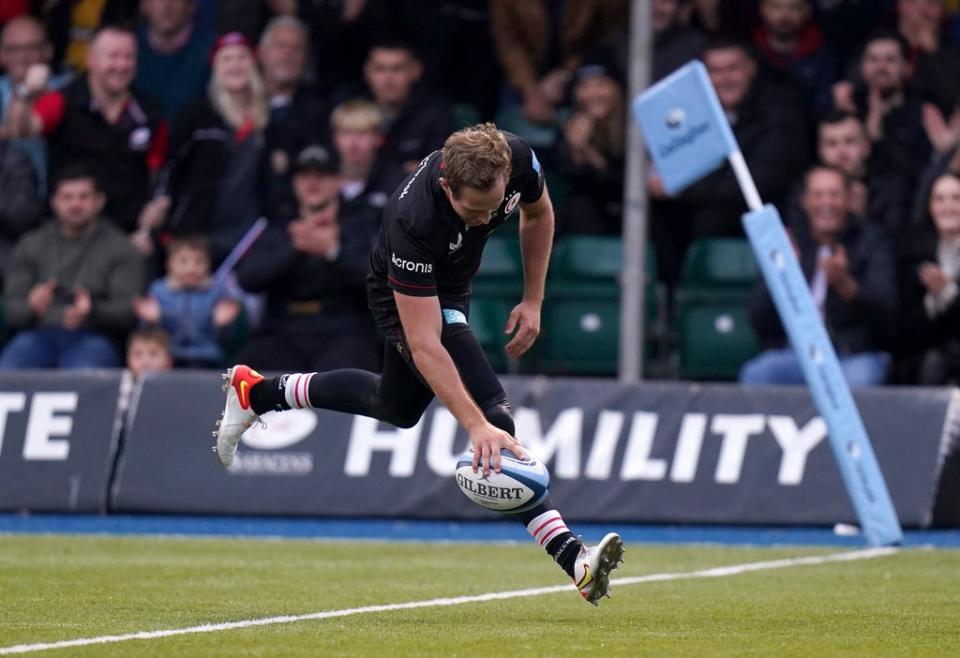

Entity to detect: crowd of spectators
[0,0,958,386]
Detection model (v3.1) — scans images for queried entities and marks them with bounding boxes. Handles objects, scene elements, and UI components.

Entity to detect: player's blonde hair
[441,123,511,197]
[331,99,384,133]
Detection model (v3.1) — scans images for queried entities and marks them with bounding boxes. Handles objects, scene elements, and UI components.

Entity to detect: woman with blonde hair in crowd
[148,32,269,267]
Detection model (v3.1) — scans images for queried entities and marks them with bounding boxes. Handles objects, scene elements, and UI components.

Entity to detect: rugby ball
[455,448,550,513]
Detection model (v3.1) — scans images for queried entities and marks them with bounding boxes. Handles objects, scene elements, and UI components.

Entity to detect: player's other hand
[470,423,527,476]
[504,299,541,359]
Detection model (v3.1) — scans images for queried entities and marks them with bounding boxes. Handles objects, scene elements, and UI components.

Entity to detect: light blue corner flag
[744,206,903,547]
[632,60,737,195]
[632,58,903,547]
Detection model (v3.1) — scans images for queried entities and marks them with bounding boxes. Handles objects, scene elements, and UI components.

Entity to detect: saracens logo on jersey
[504,192,522,216]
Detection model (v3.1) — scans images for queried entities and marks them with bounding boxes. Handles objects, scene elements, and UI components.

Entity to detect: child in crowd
[133,235,241,368]
[125,326,173,380]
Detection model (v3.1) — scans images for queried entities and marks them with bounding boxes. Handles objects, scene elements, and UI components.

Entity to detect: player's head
[817,110,870,179]
[802,165,850,241]
[126,326,173,380]
[440,123,511,227]
[165,234,211,289]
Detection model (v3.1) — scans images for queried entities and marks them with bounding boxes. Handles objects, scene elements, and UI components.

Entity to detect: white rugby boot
[573,533,625,605]
[212,365,264,467]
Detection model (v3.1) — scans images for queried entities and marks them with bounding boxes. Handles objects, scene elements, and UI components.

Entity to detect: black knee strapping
[483,401,515,436]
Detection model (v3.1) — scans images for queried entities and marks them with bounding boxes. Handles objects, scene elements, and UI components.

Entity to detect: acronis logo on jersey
[391,253,432,273]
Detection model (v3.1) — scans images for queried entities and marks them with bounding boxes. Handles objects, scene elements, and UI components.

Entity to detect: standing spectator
[0,15,72,195]
[2,25,168,233]
[652,0,706,83]
[235,145,381,372]
[832,30,932,186]
[133,235,241,367]
[555,52,625,236]
[490,0,629,126]
[258,15,331,222]
[331,98,404,217]
[753,0,837,113]
[740,166,896,387]
[0,139,42,281]
[136,0,217,122]
[0,165,143,369]
[126,325,173,379]
[162,31,267,265]
[363,38,453,175]
[897,173,960,384]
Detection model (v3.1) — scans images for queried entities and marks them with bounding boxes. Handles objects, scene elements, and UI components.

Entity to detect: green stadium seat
[674,238,760,380]
[472,235,523,299]
[677,304,760,380]
[677,237,758,305]
[531,236,660,376]
[468,297,511,373]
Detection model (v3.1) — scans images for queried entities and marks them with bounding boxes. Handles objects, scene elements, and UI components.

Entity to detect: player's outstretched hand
[504,299,541,359]
[470,423,527,476]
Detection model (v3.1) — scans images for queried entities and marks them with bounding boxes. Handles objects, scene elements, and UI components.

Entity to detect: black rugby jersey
[367,132,544,312]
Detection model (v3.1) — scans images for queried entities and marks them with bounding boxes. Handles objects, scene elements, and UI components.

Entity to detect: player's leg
[442,321,624,604]
[214,340,434,465]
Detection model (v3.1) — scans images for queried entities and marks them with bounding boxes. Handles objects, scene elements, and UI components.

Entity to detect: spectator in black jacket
[2,25,168,234]
[832,30,932,187]
[259,14,332,222]
[160,31,268,266]
[555,51,625,236]
[235,144,381,372]
[363,38,454,175]
[740,166,896,387]
[897,173,960,384]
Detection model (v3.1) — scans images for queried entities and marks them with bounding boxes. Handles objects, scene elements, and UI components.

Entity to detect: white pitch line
[0,547,897,655]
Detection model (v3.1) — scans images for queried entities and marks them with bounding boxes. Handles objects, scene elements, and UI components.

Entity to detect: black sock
[547,532,582,579]
[520,504,583,579]
[249,375,291,415]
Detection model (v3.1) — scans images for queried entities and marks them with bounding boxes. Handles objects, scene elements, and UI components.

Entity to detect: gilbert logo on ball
[454,448,550,513]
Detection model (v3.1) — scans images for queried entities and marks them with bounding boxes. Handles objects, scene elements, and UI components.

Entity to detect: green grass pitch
[1,534,958,657]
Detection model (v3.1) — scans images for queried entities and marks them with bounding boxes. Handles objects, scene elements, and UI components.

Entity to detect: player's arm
[394,291,525,474]
[505,183,554,358]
